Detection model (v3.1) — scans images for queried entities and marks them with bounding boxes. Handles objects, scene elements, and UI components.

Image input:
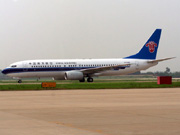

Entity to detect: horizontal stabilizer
[147,57,176,63]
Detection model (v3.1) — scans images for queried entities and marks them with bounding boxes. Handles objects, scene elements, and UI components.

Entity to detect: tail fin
[124,29,162,60]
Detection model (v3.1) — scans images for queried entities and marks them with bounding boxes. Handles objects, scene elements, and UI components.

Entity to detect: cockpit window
[11,65,17,67]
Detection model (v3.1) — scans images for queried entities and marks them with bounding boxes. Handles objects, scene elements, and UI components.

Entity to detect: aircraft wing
[81,64,130,74]
[147,57,175,63]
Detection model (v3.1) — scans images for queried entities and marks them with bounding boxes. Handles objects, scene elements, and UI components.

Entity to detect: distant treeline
[141,71,180,78]
[131,70,180,78]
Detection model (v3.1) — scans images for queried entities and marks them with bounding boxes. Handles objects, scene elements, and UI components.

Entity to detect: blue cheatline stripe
[2,67,86,74]
[2,66,127,75]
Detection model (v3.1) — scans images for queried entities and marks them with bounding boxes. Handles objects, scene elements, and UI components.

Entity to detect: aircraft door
[135,61,139,70]
[23,62,28,71]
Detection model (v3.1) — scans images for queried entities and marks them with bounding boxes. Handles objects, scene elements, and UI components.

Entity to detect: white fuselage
[3,58,157,80]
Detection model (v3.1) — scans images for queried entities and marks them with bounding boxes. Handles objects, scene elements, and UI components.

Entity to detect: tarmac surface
[0,88,180,135]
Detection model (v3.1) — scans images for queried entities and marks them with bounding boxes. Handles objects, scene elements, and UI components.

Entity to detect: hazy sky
[0,0,179,72]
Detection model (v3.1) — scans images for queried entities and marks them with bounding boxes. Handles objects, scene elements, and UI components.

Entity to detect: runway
[0,88,180,135]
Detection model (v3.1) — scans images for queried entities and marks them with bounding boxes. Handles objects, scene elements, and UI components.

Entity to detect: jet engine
[64,71,84,80]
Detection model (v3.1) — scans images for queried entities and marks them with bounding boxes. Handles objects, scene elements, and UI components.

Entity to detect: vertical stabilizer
[125,29,162,60]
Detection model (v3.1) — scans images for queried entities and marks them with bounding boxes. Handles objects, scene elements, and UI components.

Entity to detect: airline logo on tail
[146,41,157,53]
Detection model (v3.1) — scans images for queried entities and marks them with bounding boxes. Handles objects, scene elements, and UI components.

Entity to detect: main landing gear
[18,80,22,83]
[79,78,85,82]
[79,77,93,83]
[87,77,93,82]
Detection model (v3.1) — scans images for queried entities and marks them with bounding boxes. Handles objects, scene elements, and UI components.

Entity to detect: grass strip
[56,82,180,89]
[0,82,180,91]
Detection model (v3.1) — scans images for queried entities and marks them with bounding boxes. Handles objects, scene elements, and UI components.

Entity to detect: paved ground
[0,88,180,135]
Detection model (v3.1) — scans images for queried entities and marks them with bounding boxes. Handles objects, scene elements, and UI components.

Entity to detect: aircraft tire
[79,78,85,82]
[87,77,93,82]
[18,80,22,83]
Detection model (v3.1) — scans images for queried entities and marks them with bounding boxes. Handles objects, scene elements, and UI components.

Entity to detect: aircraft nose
[2,69,7,74]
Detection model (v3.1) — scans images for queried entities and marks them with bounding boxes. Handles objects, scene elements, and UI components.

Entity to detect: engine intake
[64,71,84,80]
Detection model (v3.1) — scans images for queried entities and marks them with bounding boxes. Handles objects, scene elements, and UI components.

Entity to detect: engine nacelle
[64,71,84,80]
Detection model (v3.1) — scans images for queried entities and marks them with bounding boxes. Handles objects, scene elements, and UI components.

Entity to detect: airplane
[2,29,174,83]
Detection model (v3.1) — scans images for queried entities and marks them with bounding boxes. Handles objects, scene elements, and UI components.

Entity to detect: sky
[0,0,179,72]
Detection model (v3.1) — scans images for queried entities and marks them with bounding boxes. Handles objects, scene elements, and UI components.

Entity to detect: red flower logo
[146,41,157,53]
